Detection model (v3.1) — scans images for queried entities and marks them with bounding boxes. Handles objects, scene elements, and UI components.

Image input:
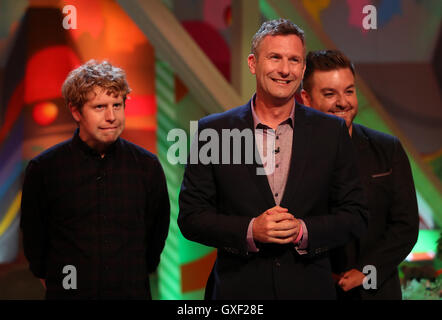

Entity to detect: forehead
[86,86,124,103]
[257,34,304,55]
[311,68,355,89]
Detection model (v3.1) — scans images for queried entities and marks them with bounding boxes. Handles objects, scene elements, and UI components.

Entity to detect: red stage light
[32,102,58,126]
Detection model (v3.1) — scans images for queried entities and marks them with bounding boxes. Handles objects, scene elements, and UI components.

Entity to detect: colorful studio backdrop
[0,0,441,299]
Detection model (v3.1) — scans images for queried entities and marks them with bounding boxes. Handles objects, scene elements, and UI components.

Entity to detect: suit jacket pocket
[367,168,393,214]
[371,169,392,178]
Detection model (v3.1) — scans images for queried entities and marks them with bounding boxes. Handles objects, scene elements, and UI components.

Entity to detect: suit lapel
[237,102,276,209]
[280,103,311,208]
[351,124,372,186]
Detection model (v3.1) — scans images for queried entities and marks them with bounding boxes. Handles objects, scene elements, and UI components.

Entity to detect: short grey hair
[251,18,305,56]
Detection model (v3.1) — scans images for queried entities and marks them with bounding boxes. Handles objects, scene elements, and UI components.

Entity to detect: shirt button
[275,164,279,168]
[275,193,279,197]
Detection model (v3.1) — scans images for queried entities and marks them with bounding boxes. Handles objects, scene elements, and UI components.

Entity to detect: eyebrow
[320,84,355,92]
[266,52,302,59]
[92,100,123,106]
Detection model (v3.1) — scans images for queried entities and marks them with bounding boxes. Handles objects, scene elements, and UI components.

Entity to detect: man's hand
[253,206,300,244]
[338,268,365,292]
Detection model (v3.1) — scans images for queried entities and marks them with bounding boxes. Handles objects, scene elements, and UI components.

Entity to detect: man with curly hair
[20,60,170,299]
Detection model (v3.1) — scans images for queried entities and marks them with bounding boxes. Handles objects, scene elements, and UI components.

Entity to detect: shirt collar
[250,94,295,129]
[72,128,119,159]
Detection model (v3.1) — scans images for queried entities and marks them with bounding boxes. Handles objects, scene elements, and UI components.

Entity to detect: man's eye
[95,105,104,109]
[113,104,122,108]
[346,90,355,95]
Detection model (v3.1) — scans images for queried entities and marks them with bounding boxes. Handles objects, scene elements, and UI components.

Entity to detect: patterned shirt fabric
[252,106,294,205]
[247,97,308,253]
[20,129,170,299]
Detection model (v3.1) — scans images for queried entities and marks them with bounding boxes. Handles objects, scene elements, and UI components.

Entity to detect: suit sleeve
[146,158,171,273]
[356,139,419,286]
[178,121,252,255]
[20,160,48,279]
[303,120,369,257]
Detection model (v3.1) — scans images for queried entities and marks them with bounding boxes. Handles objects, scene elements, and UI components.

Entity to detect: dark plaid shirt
[20,130,170,299]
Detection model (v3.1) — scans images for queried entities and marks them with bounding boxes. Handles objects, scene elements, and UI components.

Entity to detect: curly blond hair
[62,60,131,110]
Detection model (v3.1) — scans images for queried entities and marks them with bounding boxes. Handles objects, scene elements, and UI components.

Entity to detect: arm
[146,159,171,273]
[178,123,252,255]
[20,160,48,280]
[178,154,252,255]
[355,139,419,287]
[303,120,369,257]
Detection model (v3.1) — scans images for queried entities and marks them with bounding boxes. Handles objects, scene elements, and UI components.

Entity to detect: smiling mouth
[100,127,118,130]
[272,79,292,84]
[330,110,350,116]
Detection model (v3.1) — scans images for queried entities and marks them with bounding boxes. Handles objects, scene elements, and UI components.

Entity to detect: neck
[78,131,109,157]
[254,95,294,129]
[348,124,353,137]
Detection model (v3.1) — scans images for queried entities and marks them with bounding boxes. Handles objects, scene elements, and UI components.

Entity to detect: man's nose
[105,106,116,122]
[335,95,347,109]
[278,59,290,77]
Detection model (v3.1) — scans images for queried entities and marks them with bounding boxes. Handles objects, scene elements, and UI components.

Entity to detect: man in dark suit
[301,50,419,299]
[178,19,368,299]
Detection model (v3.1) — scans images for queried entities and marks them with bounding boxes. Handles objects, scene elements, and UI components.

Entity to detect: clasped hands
[253,205,300,244]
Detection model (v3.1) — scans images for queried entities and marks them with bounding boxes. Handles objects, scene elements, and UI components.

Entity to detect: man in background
[301,49,419,299]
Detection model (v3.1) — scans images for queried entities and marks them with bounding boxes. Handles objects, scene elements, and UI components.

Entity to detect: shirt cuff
[246,218,259,252]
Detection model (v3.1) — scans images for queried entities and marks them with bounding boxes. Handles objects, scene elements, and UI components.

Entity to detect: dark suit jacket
[178,101,369,299]
[331,124,419,300]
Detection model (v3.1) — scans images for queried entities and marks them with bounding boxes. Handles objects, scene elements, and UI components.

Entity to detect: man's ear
[247,54,256,75]
[300,89,312,107]
[69,103,81,122]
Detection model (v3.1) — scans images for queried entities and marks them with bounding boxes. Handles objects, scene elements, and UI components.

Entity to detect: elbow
[177,210,193,241]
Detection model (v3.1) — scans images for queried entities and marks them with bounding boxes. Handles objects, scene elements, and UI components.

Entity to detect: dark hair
[251,18,305,56]
[303,50,355,92]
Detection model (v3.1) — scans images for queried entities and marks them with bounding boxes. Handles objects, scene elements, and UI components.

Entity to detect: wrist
[294,222,303,244]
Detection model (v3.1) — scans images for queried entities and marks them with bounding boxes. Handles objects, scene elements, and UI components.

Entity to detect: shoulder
[354,123,399,148]
[353,124,409,167]
[119,138,158,161]
[299,103,347,133]
[23,138,73,179]
[198,104,250,129]
[29,138,72,167]
[118,138,163,169]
